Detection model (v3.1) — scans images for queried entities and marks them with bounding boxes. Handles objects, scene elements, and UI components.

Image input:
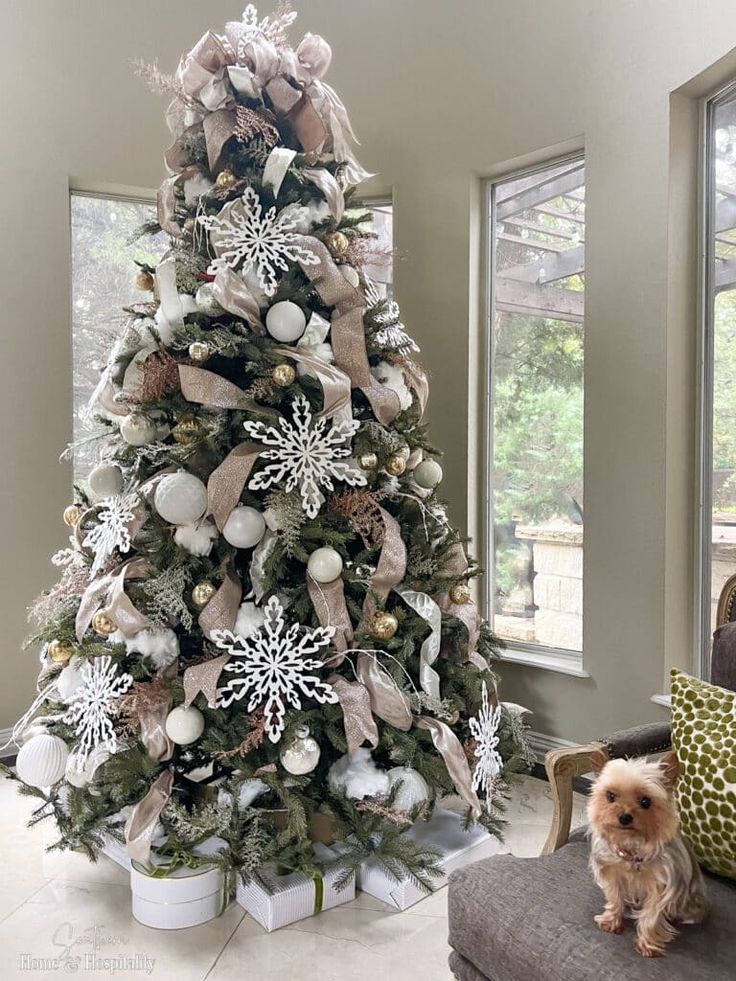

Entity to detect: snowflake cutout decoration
[198,187,319,296]
[63,655,133,764]
[244,394,366,518]
[82,494,137,575]
[469,681,503,811]
[212,595,338,742]
[237,4,298,50]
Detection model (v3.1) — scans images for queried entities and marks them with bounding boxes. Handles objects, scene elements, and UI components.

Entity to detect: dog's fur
[586,752,707,957]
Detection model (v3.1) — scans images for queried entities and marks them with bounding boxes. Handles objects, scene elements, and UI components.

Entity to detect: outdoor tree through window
[488,157,585,655]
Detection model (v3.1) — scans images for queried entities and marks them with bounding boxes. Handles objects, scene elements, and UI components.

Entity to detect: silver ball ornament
[194,282,223,316]
[307,546,343,583]
[279,725,321,775]
[413,459,444,489]
[120,413,157,446]
[88,463,124,500]
[223,505,266,549]
[165,705,205,745]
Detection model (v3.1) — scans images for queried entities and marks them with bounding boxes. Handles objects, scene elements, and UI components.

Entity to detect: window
[70,192,165,479]
[486,156,585,657]
[698,83,736,672]
[364,199,393,299]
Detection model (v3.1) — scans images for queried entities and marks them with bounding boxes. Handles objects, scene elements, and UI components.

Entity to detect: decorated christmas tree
[8,3,531,891]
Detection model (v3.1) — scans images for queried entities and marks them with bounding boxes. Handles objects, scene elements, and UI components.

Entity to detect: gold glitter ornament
[47,640,74,665]
[215,169,237,189]
[188,341,211,364]
[91,610,117,637]
[172,416,201,445]
[358,452,378,470]
[371,611,398,641]
[192,581,217,609]
[385,454,407,477]
[324,230,349,258]
[63,505,83,527]
[449,583,472,605]
[272,363,296,387]
[182,217,195,233]
[134,269,154,292]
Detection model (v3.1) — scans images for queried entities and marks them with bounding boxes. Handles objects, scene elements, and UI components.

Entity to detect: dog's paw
[635,938,665,958]
[595,913,624,935]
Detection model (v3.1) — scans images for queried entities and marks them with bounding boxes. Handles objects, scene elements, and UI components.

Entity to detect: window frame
[482,151,588,677]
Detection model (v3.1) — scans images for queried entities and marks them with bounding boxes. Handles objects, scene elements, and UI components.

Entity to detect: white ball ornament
[265,301,307,342]
[413,459,444,489]
[154,472,208,526]
[194,282,223,316]
[56,659,86,703]
[307,546,343,583]
[16,734,69,788]
[340,265,360,288]
[165,705,205,746]
[223,505,266,549]
[386,766,430,811]
[120,413,157,446]
[88,463,124,500]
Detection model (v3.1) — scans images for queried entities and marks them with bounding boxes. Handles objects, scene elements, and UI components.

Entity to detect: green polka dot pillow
[670,669,736,880]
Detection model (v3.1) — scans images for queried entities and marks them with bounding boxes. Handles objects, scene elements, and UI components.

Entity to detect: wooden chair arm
[542,742,604,855]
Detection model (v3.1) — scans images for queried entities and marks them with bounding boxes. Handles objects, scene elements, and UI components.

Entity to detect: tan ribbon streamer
[157,174,183,237]
[212,267,265,331]
[139,694,174,763]
[329,675,379,756]
[355,653,412,731]
[295,237,401,426]
[179,364,252,410]
[183,652,231,709]
[398,589,441,701]
[303,167,344,221]
[414,716,482,819]
[401,359,430,419]
[359,507,407,632]
[203,108,236,172]
[274,346,351,419]
[205,442,262,530]
[266,77,327,154]
[198,560,241,640]
[75,557,152,642]
[125,769,174,865]
[307,575,353,653]
[438,544,481,659]
[107,566,154,638]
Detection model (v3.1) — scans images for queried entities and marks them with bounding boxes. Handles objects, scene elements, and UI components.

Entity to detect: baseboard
[0,728,16,760]
[528,730,577,763]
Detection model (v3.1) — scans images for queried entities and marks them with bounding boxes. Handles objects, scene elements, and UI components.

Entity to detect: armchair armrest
[542,722,672,855]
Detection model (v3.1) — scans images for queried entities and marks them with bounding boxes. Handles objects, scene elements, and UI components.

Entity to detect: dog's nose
[618,813,633,826]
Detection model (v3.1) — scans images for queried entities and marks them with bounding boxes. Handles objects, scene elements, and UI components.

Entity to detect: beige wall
[3,0,736,741]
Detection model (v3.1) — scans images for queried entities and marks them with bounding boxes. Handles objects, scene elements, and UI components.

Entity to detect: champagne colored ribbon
[75,557,152,642]
[199,559,241,640]
[203,108,236,172]
[414,716,482,819]
[401,359,430,418]
[303,167,344,221]
[107,566,154,638]
[438,544,481,659]
[179,364,275,414]
[355,653,412,731]
[206,442,262,530]
[262,147,297,197]
[138,684,174,763]
[328,675,379,756]
[398,590,441,700]
[360,507,407,631]
[213,267,265,331]
[183,652,231,709]
[266,76,327,154]
[274,346,351,419]
[125,769,174,865]
[307,575,353,653]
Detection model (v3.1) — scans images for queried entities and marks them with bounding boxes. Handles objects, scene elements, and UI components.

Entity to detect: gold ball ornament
[188,341,211,364]
[215,168,237,189]
[47,640,74,665]
[172,416,201,445]
[91,610,117,637]
[385,454,407,477]
[371,611,398,641]
[134,269,154,292]
[192,581,217,609]
[182,217,196,233]
[63,504,83,527]
[449,583,472,605]
[358,452,379,470]
[272,363,296,387]
[324,230,349,258]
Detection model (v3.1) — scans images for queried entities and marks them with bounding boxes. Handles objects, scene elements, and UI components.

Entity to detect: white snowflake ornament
[212,595,338,742]
[198,187,319,296]
[63,655,133,764]
[82,494,137,575]
[244,394,366,518]
[468,681,503,812]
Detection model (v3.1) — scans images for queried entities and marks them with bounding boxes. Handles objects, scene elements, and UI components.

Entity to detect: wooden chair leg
[542,742,604,854]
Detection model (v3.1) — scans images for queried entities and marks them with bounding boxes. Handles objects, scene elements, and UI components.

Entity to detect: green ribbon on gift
[311,872,324,915]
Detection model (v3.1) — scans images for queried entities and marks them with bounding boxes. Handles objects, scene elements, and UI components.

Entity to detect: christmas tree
[9,3,531,889]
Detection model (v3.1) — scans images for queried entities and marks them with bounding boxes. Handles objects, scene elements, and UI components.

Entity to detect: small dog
[587,751,707,958]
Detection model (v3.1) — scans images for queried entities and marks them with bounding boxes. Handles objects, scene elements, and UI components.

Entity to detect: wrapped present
[131,860,228,929]
[235,845,355,932]
[358,807,500,910]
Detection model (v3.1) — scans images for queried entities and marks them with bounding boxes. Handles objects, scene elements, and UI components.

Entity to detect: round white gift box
[131,861,226,930]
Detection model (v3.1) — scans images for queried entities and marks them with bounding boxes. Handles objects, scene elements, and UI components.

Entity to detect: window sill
[498,645,590,678]
[650,693,672,709]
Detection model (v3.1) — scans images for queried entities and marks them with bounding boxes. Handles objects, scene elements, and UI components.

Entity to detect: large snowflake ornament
[198,187,319,295]
[63,655,133,764]
[244,394,366,518]
[468,681,503,811]
[82,494,137,575]
[212,595,338,742]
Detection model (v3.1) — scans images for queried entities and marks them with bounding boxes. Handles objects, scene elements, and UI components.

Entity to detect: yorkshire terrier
[587,751,707,958]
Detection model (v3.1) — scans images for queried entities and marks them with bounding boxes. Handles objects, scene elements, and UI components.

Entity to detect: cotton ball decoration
[371,361,413,411]
[413,459,444,489]
[194,282,223,316]
[154,472,208,526]
[327,747,390,800]
[88,463,124,501]
[125,628,180,670]
[223,505,266,548]
[234,600,266,638]
[280,725,321,775]
[56,658,87,703]
[386,766,430,811]
[307,546,343,583]
[174,519,218,557]
[265,301,307,342]
[165,705,205,745]
[183,172,214,206]
[217,778,270,811]
[340,265,360,288]
[290,199,331,235]
[16,734,69,788]
[120,413,157,446]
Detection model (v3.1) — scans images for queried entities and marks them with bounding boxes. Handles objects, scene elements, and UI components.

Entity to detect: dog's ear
[659,752,680,790]
[590,748,609,776]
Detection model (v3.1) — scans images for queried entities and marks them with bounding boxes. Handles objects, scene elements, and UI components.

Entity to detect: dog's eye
[639,797,651,809]
[606,791,616,803]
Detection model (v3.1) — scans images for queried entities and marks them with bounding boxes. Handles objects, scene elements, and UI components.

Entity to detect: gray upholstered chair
[447,580,736,981]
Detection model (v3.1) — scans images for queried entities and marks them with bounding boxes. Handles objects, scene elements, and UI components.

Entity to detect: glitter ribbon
[307,575,353,653]
[438,543,481,659]
[266,76,327,154]
[183,652,231,709]
[329,675,379,755]
[359,507,407,632]
[212,267,265,331]
[198,558,241,640]
[274,346,351,418]
[125,769,174,865]
[398,589,441,700]
[205,442,263,530]
[203,107,237,172]
[355,653,412,731]
[414,716,482,819]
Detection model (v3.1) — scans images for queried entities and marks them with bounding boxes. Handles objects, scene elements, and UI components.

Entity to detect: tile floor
[0,774,587,980]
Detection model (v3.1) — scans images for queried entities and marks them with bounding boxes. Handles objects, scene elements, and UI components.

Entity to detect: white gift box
[358,807,499,910]
[235,845,355,932]
[131,860,228,930]
[99,833,132,871]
